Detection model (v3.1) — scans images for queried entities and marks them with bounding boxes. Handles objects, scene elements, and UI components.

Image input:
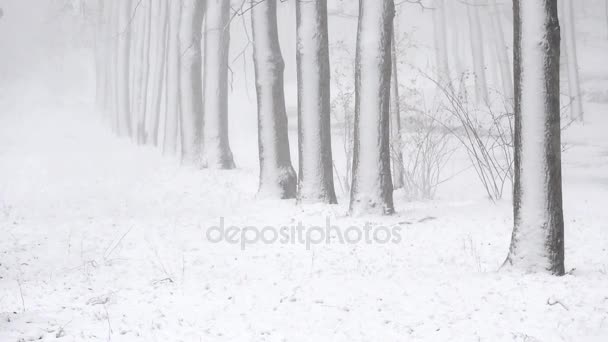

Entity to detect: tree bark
[504,0,565,275]
[179,0,205,165]
[349,0,395,216]
[163,0,182,156]
[390,30,404,190]
[202,0,235,169]
[295,0,337,204]
[251,0,297,199]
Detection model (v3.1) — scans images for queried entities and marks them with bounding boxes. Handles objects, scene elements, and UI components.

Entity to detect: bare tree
[432,0,451,89]
[504,0,565,275]
[561,0,583,122]
[489,0,513,100]
[349,0,395,216]
[116,0,133,138]
[145,0,169,146]
[179,0,205,165]
[251,0,298,199]
[466,0,488,104]
[202,0,235,169]
[296,0,337,204]
[163,0,182,156]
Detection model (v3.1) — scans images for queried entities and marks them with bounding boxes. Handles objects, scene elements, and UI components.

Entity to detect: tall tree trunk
[108,0,119,131]
[432,0,451,89]
[94,0,105,112]
[295,0,337,204]
[179,0,205,165]
[349,0,395,216]
[489,0,514,100]
[466,0,489,104]
[251,0,297,199]
[163,0,182,156]
[390,31,404,190]
[504,0,564,275]
[202,0,235,169]
[116,0,133,138]
[562,0,583,122]
[145,0,169,146]
[135,0,152,144]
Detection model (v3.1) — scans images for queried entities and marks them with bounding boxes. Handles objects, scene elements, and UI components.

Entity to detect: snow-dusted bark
[145,0,169,146]
[295,0,337,204]
[179,0,205,165]
[432,0,451,89]
[490,0,514,100]
[466,1,488,104]
[504,0,564,275]
[251,0,297,199]
[390,31,404,190]
[349,0,395,216]
[202,0,235,169]
[116,0,133,138]
[163,0,182,156]
[562,0,583,122]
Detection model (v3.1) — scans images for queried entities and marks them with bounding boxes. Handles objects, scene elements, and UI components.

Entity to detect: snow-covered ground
[1,70,607,341]
[2,2,608,342]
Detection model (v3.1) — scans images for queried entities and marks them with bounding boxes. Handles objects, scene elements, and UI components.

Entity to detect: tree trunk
[116,0,133,138]
[179,0,205,165]
[489,0,514,100]
[390,31,404,190]
[163,0,182,156]
[504,0,565,275]
[202,0,235,169]
[432,0,451,89]
[135,0,152,144]
[145,0,169,146]
[349,0,395,216]
[295,0,337,204]
[251,0,297,199]
[562,0,583,122]
[466,0,489,104]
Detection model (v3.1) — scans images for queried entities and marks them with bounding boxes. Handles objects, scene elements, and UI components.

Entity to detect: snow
[1,0,608,341]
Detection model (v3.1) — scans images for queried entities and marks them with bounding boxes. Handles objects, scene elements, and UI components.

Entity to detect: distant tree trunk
[489,0,514,100]
[295,0,337,204]
[432,0,451,89]
[251,0,297,199]
[504,0,564,275]
[116,0,133,138]
[202,0,235,169]
[466,1,489,104]
[135,0,152,144]
[349,0,395,216]
[390,31,404,190]
[108,0,120,131]
[179,0,205,165]
[562,0,583,122]
[163,0,182,156]
[145,0,169,146]
[94,0,105,111]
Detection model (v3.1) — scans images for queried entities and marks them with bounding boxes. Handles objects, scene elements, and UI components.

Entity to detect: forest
[1,0,607,341]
